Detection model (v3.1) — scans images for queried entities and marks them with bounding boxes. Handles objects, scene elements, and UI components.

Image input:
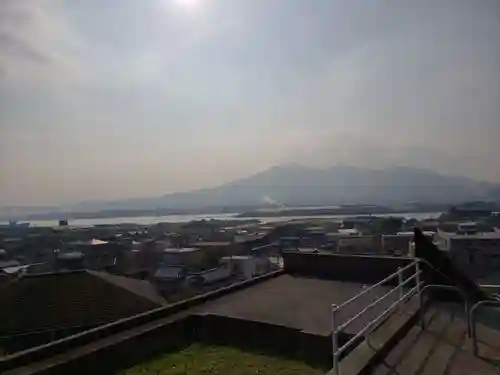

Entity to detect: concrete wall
[194,314,339,371]
[13,316,197,375]
[6,313,339,375]
[0,324,99,355]
[283,252,414,284]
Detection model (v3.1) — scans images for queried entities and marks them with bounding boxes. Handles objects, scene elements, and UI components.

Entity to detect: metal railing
[419,284,470,334]
[331,260,422,375]
[469,298,500,356]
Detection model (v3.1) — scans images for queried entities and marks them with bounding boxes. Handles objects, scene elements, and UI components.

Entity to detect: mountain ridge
[2,165,499,219]
[63,165,500,210]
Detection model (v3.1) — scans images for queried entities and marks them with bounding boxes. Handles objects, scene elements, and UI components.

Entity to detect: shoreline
[236,208,442,218]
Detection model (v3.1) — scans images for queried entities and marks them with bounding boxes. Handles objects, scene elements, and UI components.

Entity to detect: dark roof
[194,274,395,336]
[0,270,165,336]
[87,270,166,305]
[154,266,185,279]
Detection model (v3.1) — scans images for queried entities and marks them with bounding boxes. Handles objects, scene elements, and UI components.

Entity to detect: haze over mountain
[137,165,500,209]
[2,165,495,218]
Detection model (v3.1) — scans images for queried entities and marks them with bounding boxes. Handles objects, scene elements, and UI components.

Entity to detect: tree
[375,217,403,235]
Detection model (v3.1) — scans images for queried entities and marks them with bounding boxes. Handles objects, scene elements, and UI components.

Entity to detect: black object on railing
[413,228,490,303]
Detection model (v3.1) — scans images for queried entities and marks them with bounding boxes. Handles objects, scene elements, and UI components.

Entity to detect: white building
[337,236,378,254]
[436,226,500,277]
[383,231,435,257]
[162,248,204,267]
[220,255,270,279]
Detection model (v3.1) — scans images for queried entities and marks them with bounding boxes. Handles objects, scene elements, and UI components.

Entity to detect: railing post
[416,262,425,329]
[397,267,404,301]
[464,297,470,338]
[332,304,339,375]
[471,303,479,356]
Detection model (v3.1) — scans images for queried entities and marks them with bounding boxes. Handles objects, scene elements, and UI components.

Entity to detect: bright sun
[175,0,202,10]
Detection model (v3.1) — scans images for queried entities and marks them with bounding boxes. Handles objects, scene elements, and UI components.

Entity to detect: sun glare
[174,0,202,11]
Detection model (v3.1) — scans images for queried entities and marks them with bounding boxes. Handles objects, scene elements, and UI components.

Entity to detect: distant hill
[487,186,500,202]
[89,165,500,209]
[3,165,499,220]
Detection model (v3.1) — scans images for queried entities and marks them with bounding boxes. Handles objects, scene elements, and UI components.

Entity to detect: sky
[1,0,499,206]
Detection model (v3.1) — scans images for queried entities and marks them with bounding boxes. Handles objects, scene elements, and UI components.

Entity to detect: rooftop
[394,231,435,237]
[192,241,232,247]
[221,255,253,260]
[154,266,185,279]
[193,274,396,336]
[68,239,109,246]
[338,229,360,236]
[0,270,165,338]
[57,251,84,260]
[438,230,500,240]
[163,247,200,253]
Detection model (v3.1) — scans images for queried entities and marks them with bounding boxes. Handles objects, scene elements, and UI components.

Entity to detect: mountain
[488,186,500,202]
[92,165,500,210]
[3,165,499,220]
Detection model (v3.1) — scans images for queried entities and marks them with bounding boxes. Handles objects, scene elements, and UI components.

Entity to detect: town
[2,202,500,374]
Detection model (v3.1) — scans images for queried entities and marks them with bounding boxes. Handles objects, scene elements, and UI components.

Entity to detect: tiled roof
[0,270,165,336]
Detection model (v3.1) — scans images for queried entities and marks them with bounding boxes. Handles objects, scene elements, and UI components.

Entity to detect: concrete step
[371,307,444,375]
[446,348,500,375]
[393,328,440,375]
[371,305,475,375]
[420,340,455,375]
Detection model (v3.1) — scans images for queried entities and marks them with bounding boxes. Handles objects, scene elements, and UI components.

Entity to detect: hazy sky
[1,0,499,205]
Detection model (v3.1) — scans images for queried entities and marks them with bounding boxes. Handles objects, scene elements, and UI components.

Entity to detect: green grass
[120,344,325,375]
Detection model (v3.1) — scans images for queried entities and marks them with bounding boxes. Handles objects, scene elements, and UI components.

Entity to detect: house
[382,231,434,256]
[336,236,381,255]
[152,265,188,294]
[162,248,204,268]
[220,255,271,279]
[66,239,127,270]
[186,264,232,286]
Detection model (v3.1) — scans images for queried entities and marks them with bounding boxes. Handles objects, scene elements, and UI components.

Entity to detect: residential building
[162,247,204,268]
[66,239,126,270]
[186,264,233,286]
[220,255,270,279]
[436,226,500,278]
[153,265,187,294]
[383,231,434,257]
[336,236,381,255]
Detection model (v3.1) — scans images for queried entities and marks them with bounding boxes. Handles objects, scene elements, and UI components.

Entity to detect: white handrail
[334,260,419,312]
[334,270,422,333]
[336,283,422,355]
[331,260,422,375]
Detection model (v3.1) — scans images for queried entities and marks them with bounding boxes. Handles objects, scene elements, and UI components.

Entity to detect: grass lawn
[120,344,325,375]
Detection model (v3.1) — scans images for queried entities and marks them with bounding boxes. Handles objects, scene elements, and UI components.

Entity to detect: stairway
[371,302,500,375]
